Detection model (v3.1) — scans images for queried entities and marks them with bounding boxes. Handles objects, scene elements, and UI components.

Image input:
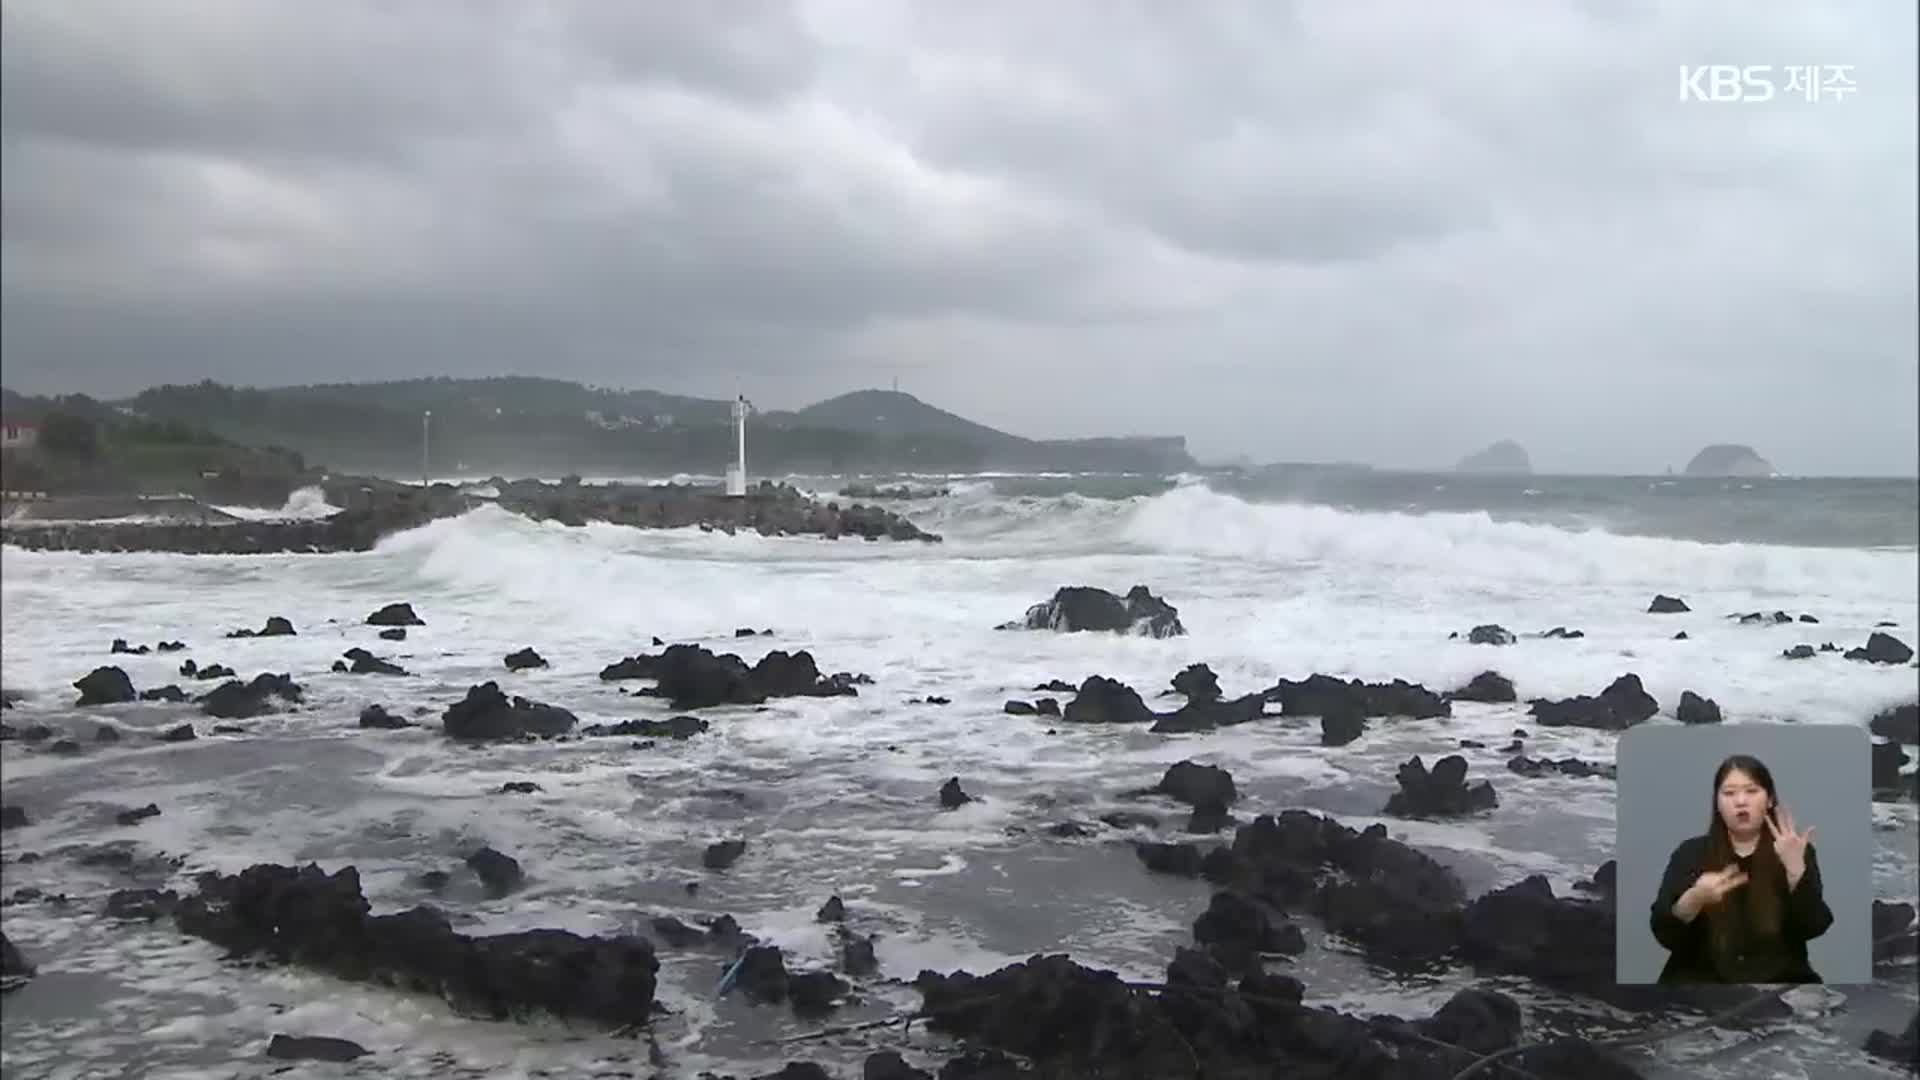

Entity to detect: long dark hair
[1702,754,1784,958]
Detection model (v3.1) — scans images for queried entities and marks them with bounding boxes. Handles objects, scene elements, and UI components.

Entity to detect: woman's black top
[1649,834,1832,984]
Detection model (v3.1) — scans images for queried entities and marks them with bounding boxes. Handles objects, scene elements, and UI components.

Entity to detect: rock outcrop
[1002,586,1186,639]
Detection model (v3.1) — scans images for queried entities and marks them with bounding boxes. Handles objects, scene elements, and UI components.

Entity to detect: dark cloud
[2,0,1913,474]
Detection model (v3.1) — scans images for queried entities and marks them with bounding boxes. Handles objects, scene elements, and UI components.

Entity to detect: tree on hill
[38,411,101,461]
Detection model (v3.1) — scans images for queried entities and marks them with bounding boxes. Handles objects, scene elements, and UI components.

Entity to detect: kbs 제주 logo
[1678,65,1857,103]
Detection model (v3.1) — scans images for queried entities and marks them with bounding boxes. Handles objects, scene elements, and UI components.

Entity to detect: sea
[1,470,1916,1079]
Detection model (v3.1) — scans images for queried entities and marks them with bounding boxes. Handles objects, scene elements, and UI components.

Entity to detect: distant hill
[1455,440,1532,474]
[70,377,1191,477]
[1684,444,1775,477]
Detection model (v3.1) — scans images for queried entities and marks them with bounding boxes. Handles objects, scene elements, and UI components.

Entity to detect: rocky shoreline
[0,475,941,554]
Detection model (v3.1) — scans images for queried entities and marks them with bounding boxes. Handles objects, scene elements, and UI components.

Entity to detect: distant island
[1455,440,1532,474]
[1683,444,1775,477]
[0,378,1194,494]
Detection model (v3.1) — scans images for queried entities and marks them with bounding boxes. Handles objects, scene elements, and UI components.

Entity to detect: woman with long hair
[1649,754,1833,983]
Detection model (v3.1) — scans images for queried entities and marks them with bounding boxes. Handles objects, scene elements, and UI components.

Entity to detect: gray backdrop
[1615,724,1871,984]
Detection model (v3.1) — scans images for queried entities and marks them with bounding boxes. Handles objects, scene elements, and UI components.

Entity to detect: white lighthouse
[726,395,752,497]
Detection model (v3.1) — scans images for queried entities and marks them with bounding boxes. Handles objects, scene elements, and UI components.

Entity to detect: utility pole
[421,410,432,487]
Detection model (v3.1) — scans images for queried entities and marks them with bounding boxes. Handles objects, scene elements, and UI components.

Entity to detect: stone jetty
[1,475,939,554]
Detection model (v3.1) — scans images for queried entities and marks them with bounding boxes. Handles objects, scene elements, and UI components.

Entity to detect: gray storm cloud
[2,0,1914,474]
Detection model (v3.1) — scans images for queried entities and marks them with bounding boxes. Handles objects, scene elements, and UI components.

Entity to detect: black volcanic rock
[1675,690,1722,725]
[1063,676,1156,725]
[1004,585,1186,638]
[1467,624,1517,646]
[358,705,409,729]
[504,648,548,672]
[266,1035,369,1063]
[1264,673,1449,720]
[1155,761,1237,810]
[171,862,657,1028]
[74,666,137,706]
[1871,703,1919,743]
[200,673,304,719]
[341,648,408,676]
[441,682,577,740]
[939,778,973,809]
[1847,632,1914,665]
[1320,712,1366,747]
[1171,663,1222,703]
[642,645,862,710]
[366,602,424,627]
[1529,674,1658,731]
[1647,594,1690,614]
[1384,755,1498,818]
[1451,671,1516,704]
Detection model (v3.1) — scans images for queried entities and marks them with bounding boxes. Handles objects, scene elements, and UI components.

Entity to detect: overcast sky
[2,1,1915,474]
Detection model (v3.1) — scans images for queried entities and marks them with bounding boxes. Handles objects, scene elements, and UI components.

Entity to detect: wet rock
[1319,711,1366,747]
[1467,624,1516,646]
[1847,632,1915,665]
[1134,842,1207,878]
[646,644,863,710]
[1451,671,1517,704]
[160,724,197,742]
[1419,987,1523,1056]
[1863,1011,1918,1071]
[104,887,178,921]
[1001,584,1188,638]
[228,616,297,639]
[1673,631,1689,640]
[938,778,975,809]
[582,716,708,739]
[139,685,187,702]
[1150,693,1264,734]
[1871,703,1919,743]
[48,739,83,756]
[1384,755,1498,818]
[1171,663,1222,703]
[1799,614,1819,623]
[1033,679,1076,694]
[173,862,658,1027]
[816,896,846,923]
[366,602,425,626]
[378,627,407,641]
[111,638,150,655]
[1675,690,1723,725]
[505,648,548,672]
[199,673,303,719]
[1578,860,1618,897]
[1192,890,1307,968]
[498,781,541,795]
[466,847,524,898]
[704,839,748,870]
[1528,674,1658,730]
[1264,673,1449,720]
[837,932,879,978]
[1648,595,1690,614]
[732,944,789,1004]
[1872,901,1919,962]
[74,666,137,706]
[341,648,408,676]
[1872,743,1917,802]
[598,653,660,681]
[1,806,27,830]
[1,931,34,983]
[266,1034,370,1062]
[157,640,186,652]
[359,704,410,729]
[1155,761,1237,810]
[115,804,161,827]
[1782,644,1816,660]
[1062,676,1156,724]
[1102,811,1161,831]
[1003,700,1037,716]
[1508,756,1617,781]
[441,682,577,741]
[1541,626,1585,639]
[788,969,849,1017]
[863,1051,932,1080]
[190,663,235,681]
